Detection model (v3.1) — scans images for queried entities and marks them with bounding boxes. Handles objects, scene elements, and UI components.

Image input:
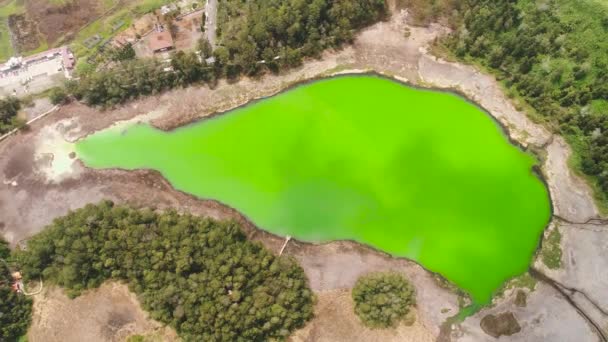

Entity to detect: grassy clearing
[565,133,608,215]
[540,226,563,270]
[493,272,537,302]
[0,0,24,18]
[0,0,25,61]
[71,7,132,58]
[0,20,13,60]
[23,38,48,56]
[47,0,70,5]
[134,0,172,15]
[507,273,537,291]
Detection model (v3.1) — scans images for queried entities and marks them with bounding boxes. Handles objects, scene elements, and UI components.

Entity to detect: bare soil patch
[24,0,104,45]
[28,282,178,342]
[113,12,156,48]
[172,11,202,51]
[290,289,433,342]
[8,13,39,52]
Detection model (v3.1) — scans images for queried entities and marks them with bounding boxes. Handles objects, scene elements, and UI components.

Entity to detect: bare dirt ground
[454,282,600,342]
[290,290,434,342]
[172,11,203,51]
[1,4,607,342]
[8,13,40,52]
[29,282,178,342]
[113,12,156,48]
[24,0,104,45]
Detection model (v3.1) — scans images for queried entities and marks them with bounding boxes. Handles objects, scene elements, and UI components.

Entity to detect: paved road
[205,0,218,48]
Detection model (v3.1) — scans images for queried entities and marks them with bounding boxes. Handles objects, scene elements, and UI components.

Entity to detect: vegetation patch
[495,272,537,301]
[65,0,387,106]
[352,272,416,328]
[0,0,26,61]
[15,201,314,341]
[0,96,24,135]
[215,0,386,75]
[540,227,562,270]
[0,238,33,341]
[7,13,40,53]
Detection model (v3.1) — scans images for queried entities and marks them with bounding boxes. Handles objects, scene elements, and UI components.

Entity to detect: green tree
[215,0,386,72]
[66,0,387,107]
[15,201,314,341]
[0,237,33,341]
[442,0,608,202]
[197,37,213,59]
[110,43,137,62]
[0,97,22,135]
[49,87,68,105]
[352,272,416,328]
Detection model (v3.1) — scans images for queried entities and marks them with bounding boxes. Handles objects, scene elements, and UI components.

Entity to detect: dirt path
[0,6,606,342]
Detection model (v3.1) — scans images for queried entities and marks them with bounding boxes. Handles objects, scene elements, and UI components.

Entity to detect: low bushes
[352,272,415,328]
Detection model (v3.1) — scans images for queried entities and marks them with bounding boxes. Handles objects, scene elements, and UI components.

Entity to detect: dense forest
[67,0,386,107]
[216,0,386,74]
[0,97,23,135]
[69,51,216,107]
[15,201,314,341]
[0,238,33,341]
[442,0,608,202]
[352,272,416,328]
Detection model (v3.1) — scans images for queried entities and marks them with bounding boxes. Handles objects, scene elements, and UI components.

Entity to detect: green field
[0,0,25,61]
[76,75,551,305]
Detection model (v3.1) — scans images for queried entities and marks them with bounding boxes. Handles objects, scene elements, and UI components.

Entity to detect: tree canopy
[67,0,386,107]
[352,272,416,328]
[217,0,386,73]
[15,201,314,341]
[0,237,33,341]
[0,96,23,135]
[442,0,608,202]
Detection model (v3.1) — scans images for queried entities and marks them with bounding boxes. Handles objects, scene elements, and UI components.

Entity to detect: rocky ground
[1,4,606,342]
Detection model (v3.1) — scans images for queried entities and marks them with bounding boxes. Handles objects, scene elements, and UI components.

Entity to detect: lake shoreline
[1,7,605,342]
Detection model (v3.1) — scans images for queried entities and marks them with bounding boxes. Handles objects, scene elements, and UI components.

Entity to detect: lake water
[76,75,551,304]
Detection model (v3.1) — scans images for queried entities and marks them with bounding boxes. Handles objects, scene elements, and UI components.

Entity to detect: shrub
[352,272,415,328]
[0,96,21,135]
[49,87,68,105]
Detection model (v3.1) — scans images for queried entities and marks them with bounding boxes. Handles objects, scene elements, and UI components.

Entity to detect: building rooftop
[149,30,174,52]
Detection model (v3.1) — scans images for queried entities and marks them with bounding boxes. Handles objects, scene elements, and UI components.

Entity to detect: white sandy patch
[32,106,170,184]
[330,68,369,76]
[99,105,169,135]
[34,118,82,184]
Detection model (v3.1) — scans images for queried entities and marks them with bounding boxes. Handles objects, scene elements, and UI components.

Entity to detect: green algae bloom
[76,75,551,304]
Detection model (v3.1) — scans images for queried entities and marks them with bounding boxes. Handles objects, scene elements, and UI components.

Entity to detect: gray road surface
[205,0,218,48]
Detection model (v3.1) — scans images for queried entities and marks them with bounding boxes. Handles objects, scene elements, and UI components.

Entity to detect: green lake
[76,75,551,304]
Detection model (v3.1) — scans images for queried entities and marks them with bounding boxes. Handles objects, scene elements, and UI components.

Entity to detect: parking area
[0,47,73,97]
